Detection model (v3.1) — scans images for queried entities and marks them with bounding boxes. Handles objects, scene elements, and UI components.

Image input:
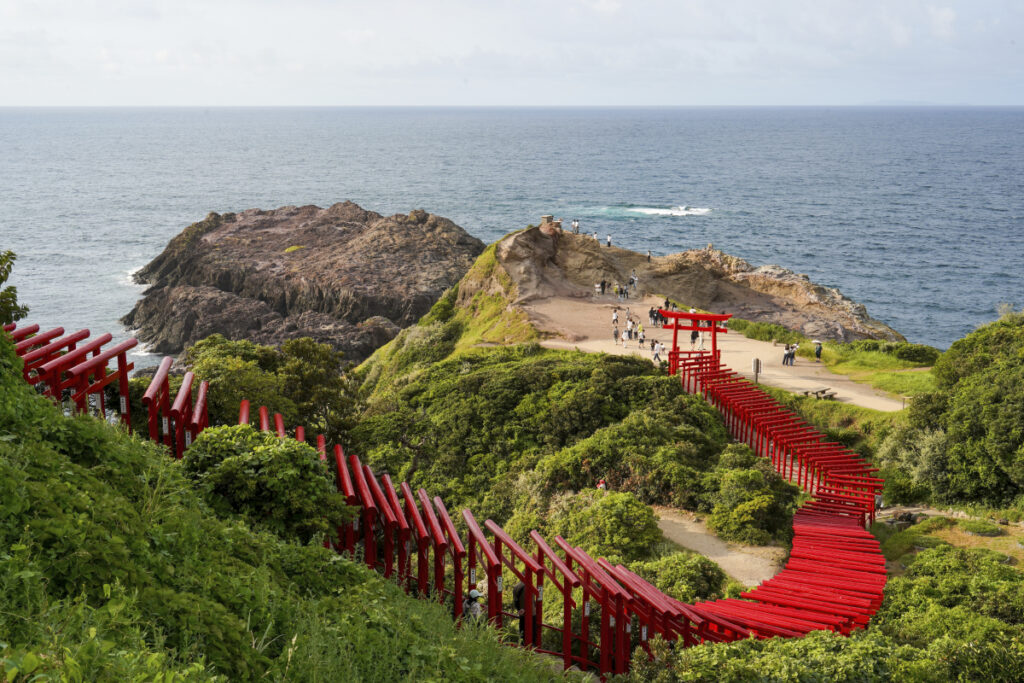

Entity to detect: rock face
[122,203,485,361]
[493,226,903,342]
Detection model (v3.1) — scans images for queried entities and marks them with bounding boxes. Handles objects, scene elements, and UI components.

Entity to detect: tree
[0,250,29,325]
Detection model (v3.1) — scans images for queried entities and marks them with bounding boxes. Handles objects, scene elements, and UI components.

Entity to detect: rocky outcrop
[123,203,485,361]
[492,226,903,342]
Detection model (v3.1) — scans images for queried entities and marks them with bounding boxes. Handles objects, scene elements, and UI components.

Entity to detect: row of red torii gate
[5,311,885,678]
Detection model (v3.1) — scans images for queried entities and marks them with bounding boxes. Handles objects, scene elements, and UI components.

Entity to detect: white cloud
[928,6,956,39]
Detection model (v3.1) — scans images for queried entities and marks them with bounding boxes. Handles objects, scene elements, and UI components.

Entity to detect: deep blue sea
[2,107,1023,365]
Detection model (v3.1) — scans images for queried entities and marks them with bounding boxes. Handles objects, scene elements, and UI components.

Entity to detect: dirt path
[527,293,904,412]
[652,506,785,587]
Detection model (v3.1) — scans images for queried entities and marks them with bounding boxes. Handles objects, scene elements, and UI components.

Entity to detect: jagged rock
[123,202,484,361]
[490,227,903,342]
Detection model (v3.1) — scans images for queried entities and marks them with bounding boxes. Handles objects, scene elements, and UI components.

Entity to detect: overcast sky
[2,0,1021,106]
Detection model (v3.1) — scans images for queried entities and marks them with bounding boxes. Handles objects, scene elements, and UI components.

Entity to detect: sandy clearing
[653,506,785,587]
[527,293,904,412]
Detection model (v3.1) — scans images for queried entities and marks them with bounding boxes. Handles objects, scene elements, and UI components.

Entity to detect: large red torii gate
[658,309,732,375]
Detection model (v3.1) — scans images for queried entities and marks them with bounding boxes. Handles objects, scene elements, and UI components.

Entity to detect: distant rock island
[490,219,903,342]
[122,202,485,361]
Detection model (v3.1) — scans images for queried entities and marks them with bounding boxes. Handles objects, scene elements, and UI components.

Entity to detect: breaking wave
[626,205,712,217]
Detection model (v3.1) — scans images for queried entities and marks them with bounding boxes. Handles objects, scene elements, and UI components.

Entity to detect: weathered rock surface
[123,203,485,360]
[493,226,903,342]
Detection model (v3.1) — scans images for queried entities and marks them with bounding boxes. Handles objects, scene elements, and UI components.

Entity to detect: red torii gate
[659,309,732,375]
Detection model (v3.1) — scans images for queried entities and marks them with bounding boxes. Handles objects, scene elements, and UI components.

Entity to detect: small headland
[122,202,485,363]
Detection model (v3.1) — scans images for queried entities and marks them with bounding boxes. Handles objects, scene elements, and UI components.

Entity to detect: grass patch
[283,244,305,253]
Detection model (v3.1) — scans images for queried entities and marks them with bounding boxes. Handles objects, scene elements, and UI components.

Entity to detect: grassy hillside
[0,334,573,682]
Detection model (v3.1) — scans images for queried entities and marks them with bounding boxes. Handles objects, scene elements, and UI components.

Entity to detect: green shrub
[546,490,661,563]
[182,424,352,543]
[960,519,1004,537]
[629,552,727,603]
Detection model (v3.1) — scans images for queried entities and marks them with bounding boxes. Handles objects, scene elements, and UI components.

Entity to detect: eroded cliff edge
[489,225,903,342]
[122,202,485,361]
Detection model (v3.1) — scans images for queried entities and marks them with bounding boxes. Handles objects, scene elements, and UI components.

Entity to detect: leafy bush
[628,552,727,603]
[706,446,798,544]
[182,424,353,543]
[185,334,357,444]
[878,313,1024,505]
[545,490,662,563]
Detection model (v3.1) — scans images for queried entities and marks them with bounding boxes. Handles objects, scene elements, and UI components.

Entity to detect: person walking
[782,344,791,366]
[612,308,619,326]
[690,327,699,350]
[814,340,823,362]
[613,326,620,345]
[652,341,661,363]
[638,328,645,346]
[463,589,484,621]
[621,329,629,348]
[790,343,800,365]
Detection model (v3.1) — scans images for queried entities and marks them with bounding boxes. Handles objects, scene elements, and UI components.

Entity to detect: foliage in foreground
[0,335,571,682]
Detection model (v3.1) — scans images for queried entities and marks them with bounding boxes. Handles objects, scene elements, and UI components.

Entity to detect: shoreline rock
[489,226,903,342]
[122,202,485,361]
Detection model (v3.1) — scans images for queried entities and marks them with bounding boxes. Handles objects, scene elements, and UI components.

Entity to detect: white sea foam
[627,205,711,217]
[118,265,147,288]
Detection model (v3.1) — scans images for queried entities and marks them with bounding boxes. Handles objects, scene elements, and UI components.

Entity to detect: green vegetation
[354,336,799,546]
[877,312,1024,506]
[0,334,574,682]
[283,245,305,253]
[182,425,353,543]
[0,249,29,325]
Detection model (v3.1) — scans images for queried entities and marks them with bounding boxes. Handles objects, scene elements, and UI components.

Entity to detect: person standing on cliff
[606,234,612,248]
[647,250,652,262]
[572,219,580,234]
[600,280,607,295]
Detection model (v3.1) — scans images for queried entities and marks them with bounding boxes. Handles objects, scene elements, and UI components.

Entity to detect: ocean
[2,106,1022,365]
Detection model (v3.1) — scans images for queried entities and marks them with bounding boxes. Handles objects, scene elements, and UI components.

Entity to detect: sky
[1,0,1022,106]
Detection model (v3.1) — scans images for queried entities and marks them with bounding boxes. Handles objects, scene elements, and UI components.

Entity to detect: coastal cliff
[486,224,903,342]
[122,202,485,361]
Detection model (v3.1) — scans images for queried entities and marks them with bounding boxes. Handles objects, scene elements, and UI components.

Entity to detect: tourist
[613,326,619,345]
[606,234,612,248]
[814,340,823,362]
[690,327,699,350]
[597,479,607,490]
[621,329,629,348]
[790,343,800,365]
[463,589,484,621]
[594,282,601,297]
[638,328,645,346]
[612,308,619,325]
[631,269,638,289]
[647,249,652,262]
[571,219,579,234]
[648,307,655,327]
[626,319,633,340]
[513,581,528,644]
[600,280,606,295]
[652,341,661,363]
[593,231,599,241]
